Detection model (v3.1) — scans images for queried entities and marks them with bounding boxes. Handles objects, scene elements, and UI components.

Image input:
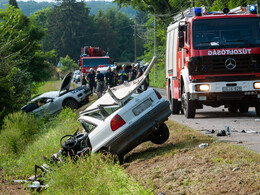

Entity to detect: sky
[17,0,113,2]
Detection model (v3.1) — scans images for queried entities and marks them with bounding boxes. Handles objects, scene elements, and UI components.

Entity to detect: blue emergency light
[249,5,257,14]
[194,7,202,16]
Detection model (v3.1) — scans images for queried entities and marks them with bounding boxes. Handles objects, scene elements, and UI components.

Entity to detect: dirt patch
[0,173,27,195]
[123,121,260,194]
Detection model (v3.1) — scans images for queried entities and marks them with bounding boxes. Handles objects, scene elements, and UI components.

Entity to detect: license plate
[133,98,152,116]
[222,86,242,92]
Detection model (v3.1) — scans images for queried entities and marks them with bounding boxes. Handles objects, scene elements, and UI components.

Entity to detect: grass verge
[124,120,260,194]
[0,80,152,194]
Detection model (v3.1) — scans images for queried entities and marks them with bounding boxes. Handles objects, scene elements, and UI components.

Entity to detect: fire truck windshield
[83,58,110,67]
[192,18,260,50]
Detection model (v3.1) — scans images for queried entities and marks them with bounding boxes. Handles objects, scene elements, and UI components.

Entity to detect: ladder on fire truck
[172,5,258,23]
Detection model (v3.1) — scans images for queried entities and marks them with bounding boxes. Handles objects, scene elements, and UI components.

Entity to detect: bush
[0,111,44,155]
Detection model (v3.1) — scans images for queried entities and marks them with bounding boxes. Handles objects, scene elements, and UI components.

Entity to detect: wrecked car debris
[241,130,258,134]
[78,56,171,163]
[21,72,91,117]
[199,143,209,148]
[217,130,227,136]
[14,56,172,190]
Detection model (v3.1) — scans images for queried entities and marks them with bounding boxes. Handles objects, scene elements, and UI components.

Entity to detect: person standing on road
[118,64,128,85]
[81,72,87,86]
[142,62,149,90]
[135,63,143,79]
[86,68,96,95]
[104,67,115,88]
[129,63,137,81]
[95,70,105,98]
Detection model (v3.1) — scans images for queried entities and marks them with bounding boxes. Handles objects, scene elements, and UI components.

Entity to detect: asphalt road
[155,87,260,154]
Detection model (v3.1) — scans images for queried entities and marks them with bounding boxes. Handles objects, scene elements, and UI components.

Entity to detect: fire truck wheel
[181,86,196,118]
[255,103,260,116]
[238,105,249,113]
[228,104,238,113]
[170,96,181,114]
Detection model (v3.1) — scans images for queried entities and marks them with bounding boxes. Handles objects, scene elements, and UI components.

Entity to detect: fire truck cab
[166,5,260,118]
[79,46,112,74]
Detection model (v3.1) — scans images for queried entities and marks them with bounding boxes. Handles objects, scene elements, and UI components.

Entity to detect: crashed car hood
[83,56,157,112]
[59,72,73,96]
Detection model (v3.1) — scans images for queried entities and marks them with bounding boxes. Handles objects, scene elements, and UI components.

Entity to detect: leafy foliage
[0,111,44,155]
[0,6,54,125]
[60,55,78,74]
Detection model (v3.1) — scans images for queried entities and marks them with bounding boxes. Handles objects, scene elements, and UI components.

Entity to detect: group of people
[81,62,149,98]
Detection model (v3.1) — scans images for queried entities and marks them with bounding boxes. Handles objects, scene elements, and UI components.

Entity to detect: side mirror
[178,31,184,48]
[46,99,54,103]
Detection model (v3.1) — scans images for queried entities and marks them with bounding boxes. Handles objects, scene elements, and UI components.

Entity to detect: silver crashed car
[21,72,91,116]
[77,57,171,163]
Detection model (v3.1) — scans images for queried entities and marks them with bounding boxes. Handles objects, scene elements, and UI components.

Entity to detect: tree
[46,0,93,62]
[9,0,18,8]
[60,55,78,75]
[0,6,54,125]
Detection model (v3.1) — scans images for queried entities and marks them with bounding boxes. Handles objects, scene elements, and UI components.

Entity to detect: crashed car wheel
[150,123,169,144]
[65,99,79,109]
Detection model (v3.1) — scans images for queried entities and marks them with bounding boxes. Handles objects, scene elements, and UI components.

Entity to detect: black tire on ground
[255,103,260,116]
[228,104,238,113]
[64,99,79,109]
[238,105,249,113]
[170,95,181,114]
[181,85,196,118]
[150,123,170,144]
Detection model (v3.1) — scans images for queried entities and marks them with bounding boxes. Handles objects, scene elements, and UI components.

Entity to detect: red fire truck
[166,5,260,118]
[79,46,112,74]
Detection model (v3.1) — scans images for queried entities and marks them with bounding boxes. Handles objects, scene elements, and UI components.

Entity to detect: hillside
[0,0,136,16]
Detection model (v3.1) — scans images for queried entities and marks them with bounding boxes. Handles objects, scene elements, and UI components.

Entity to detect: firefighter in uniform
[118,64,128,84]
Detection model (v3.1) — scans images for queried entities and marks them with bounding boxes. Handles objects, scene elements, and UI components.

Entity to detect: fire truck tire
[181,86,196,118]
[170,96,181,114]
[255,103,260,116]
[238,105,249,113]
[228,104,238,113]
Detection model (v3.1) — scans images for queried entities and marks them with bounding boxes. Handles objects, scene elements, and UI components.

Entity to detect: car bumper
[104,100,171,156]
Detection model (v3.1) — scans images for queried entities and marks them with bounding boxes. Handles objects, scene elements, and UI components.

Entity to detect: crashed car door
[33,98,59,116]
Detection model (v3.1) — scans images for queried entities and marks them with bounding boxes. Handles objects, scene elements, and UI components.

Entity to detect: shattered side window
[85,105,120,120]
[79,120,96,133]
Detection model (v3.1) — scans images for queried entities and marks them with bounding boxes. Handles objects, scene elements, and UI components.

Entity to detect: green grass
[149,67,165,89]
[0,80,152,194]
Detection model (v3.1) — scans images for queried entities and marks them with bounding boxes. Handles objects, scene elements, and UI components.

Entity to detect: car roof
[30,91,59,102]
[81,56,157,113]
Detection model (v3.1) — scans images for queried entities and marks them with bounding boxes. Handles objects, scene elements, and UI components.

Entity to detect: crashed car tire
[65,99,79,109]
[150,122,169,144]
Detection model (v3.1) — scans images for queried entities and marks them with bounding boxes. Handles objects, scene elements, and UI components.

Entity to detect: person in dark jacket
[118,64,128,85]
[86,68,96,94]
[104,67,115,88]
[129,63,137,81]
[95,70,105,98]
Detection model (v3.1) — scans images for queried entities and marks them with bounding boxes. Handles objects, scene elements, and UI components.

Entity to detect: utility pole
[134,18,137,62]
[154,11,157,81]
[191,0,195,7]
[148,4,157,81]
